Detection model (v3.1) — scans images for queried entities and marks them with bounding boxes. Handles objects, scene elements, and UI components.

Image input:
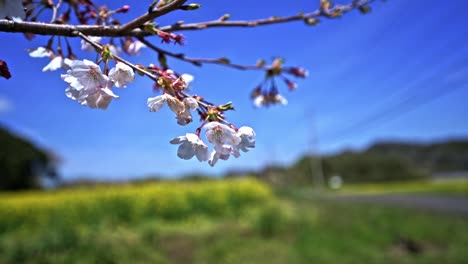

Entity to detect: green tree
[0,126,58,190]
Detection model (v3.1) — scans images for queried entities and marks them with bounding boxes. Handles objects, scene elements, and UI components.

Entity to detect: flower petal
[147,95,167,112]
[195,147,209,162]
[181,74,194,85]
[101,87,119,98]
[86,93,113,110]
[183,97,198,110]
[177,142,195,160]
[108,62,135,88]
[166,96,185,114]
[29,47,53,58]
[208,150,219,167]
[42,57,63,72]
[170,135,187,144]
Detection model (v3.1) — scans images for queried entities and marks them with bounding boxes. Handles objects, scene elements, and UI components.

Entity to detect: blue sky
[1,0,467,180]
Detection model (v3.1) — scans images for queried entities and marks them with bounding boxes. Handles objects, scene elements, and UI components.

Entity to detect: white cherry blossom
[66,86,117,110]
[236,126,256,152]
[61,59,109,91]
[170,133,209,161]
[181,74,194,85]
[108,62,134,88]
[84,89,117,110]
[207,127,255,166]
[62,60,119,109]
[204,122,241,146]
[183,97,198,109]
[28,47,53,58]
[147,94,184,113]
[147,94,169,112]
[126,40,145,55]
[176,97,198,126]
[42,56,73,72]
[65,84,118,110]
[208,145,233,167]
[169,121,255,166]
[166,96,184,114]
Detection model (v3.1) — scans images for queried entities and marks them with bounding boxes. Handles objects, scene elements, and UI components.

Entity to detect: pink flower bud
[284,78,297,91]
[117,5,130,13]
[287,67,308,78]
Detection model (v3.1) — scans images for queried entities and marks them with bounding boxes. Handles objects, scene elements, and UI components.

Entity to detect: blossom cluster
[29,47,73,72]
[61,60,134,109]
[250,59,308,108]
[144,68,256,166]
[6,0,303,167]
[170,122,255,167]
[29,36,146,73]
[38,46,255,166]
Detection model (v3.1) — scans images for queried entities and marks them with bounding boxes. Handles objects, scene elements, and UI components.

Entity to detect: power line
[328,79,467,141]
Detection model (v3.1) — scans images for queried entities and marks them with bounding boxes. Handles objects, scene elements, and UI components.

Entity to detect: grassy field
[1,178,468,263]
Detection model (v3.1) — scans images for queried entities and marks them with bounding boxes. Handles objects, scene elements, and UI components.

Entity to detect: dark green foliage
[0,126,57,190]
[254,139,468,185]
[253,204,286,238]
[321,152,428,183]
[366,140,468,172]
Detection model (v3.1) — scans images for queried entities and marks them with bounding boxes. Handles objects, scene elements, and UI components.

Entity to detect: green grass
[1,180,468,263]
[334,178,468,196]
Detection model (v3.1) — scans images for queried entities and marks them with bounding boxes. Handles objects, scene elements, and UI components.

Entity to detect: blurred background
[1,0,468,263]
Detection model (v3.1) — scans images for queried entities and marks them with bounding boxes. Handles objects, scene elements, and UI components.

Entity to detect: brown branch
[137,37,263,70]
[160,0,374,32]
[118,0,188,33]
[0,20,150,37]
[0,0,374,37]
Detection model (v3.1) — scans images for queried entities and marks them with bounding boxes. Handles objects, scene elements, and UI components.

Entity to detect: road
[335,194,468,216]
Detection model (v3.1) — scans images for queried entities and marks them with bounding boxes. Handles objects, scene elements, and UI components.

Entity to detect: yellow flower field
[0,178,272,231]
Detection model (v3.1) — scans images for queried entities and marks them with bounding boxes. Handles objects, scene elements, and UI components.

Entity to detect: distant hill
[365,139,468,172]
[252,138,468,185]
[0,126,58,190]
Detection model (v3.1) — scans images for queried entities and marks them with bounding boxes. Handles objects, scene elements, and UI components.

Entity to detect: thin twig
[118,0,188,33]
[159,0,374,32]
[50,0,64,23]
[137,37,263,70]
[74,31,159,81]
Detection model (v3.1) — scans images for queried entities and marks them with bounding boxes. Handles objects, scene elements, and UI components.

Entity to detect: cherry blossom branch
[76,31,212,109]
[118,0,188,33]
[0,0,374,37]
[160,0,375,32]
[75,31,158,81]
[137,37,263,70]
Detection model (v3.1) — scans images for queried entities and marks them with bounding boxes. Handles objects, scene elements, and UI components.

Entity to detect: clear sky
[1,0,467,180]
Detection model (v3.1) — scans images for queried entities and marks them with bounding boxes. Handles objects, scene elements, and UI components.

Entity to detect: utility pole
[305,108,326,191]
